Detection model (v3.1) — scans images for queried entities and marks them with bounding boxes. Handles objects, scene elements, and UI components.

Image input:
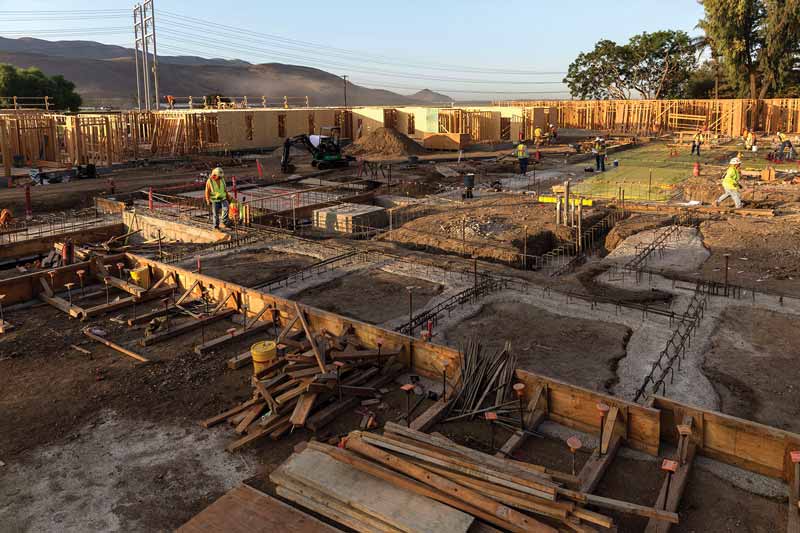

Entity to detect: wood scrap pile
[444,339,519,427]
[201,303,405,452]
[272,422,680,532]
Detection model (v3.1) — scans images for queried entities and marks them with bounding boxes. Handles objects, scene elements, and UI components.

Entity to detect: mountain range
[0,36,454,108]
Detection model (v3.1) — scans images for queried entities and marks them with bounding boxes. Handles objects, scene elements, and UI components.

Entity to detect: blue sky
[1,0,707,99]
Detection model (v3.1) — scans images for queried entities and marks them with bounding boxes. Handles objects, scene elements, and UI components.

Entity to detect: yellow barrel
[251,341,277,375]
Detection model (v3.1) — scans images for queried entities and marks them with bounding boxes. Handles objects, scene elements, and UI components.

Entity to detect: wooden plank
[557,488,678,524]
[410,399,452,432]
[290,393,319,427]
[306,366,401,431]
[39,293,84,318]
[193,320,274,355]
[643,443,696,533]
[294,302,326,373]
[578,435,622,494]
[276,485,396,533]
[200,398,260,428]
[228,351,252,369]
[254,379,279,412]
[83,327,150,363]
[361,432,556,501]
[177,484,344,533]
[272,447,474,533]
[496,410,546,459]
[235,403,267,435]
[140,309,235,346]
[344,434,557,533]
[307,441,520,532]
[225,414,289,452]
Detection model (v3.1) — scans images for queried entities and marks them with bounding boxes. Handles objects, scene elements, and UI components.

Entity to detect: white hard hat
[595,137,601,141]
[211,167,224,178]
[730,157,741,165]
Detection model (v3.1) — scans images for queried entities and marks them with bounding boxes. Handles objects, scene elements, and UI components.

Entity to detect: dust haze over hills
[0,37,454,108]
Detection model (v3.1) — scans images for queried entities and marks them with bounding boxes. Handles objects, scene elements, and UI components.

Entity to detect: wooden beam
[307,441,520,532]
[200,398,260,428]
[294,302,326,373]
[495,385,548,459]
[578,435,622,494]
[410,399,452,432]
[345,434,557,533]
[557,488,679,524]
[82,285,174,319]
[140,309,235,346]
[290,393,318,427]
[193,320,274,355]
[83,327,150,363]
[39,293,84,318]
[643,443,696,532]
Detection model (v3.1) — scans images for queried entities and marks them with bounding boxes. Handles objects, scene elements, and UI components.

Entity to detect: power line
[156,27,566,85]
[156,10,565,77]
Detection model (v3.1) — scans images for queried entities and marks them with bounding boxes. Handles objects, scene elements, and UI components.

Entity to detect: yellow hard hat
[211,167,224,178]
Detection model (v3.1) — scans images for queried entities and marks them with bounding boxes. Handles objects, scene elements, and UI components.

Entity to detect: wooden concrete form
[5,250,800,498]
[106,252,800,484]
[0,222,124,260]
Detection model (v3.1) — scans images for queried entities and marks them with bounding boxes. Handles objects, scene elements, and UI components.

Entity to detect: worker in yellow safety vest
[714,157,743,209]
[534,126,543,146]
[691,131,703,156]
[592,137,606,172]
[777,132,794,161]
[745,130,755,151]
[515,142,530,175]
[204,167,231,229]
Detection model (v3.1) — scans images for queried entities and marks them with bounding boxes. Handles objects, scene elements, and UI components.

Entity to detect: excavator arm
[281,135,319,173]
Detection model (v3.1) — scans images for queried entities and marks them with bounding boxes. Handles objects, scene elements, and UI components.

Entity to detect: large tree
[0,64,82,111]
[699,0,800,99]
[564,30,697,100]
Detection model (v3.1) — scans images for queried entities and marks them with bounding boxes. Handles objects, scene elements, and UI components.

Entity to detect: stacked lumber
[271,445,475,533]
[201,303,404,452]
[272,423,681,532]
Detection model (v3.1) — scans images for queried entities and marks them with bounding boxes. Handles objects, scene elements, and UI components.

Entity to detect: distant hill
[0,37,453,108]
[408,89,454,104]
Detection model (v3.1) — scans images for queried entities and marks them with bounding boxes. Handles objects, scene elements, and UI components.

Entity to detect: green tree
[564,31,697,99]
[0,64,82,111]
[699,0,800,99]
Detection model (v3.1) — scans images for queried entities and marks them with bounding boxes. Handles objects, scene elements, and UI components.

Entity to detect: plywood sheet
[177,484,343,533]
[272,448,474,533]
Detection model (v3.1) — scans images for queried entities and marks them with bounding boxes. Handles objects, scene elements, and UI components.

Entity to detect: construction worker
[549,123,558,142]
[691,130,702,156]
[515,142,530,175]
[714,157,743,209]
[745,130,755,151]
[592,137,606,172]
[0,208,12,227]
[777,131,793,160]
[205,167,231,229]
[534,126,543,146]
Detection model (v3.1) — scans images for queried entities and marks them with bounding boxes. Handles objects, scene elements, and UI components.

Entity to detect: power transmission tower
[133,0,161,110]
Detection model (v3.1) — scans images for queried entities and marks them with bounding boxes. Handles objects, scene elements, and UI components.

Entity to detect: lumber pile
[201,304,404,452]
[272,423,680,532]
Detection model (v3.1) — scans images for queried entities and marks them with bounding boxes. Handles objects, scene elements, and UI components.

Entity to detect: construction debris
[201,310,404,452]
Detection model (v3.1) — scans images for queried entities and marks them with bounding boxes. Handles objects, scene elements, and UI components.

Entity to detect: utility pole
[133,0,160,110]
[342,75,348,108]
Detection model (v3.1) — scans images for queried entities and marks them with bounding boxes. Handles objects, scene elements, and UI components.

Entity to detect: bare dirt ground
[682,174,800,212]
[702,306,800,433]
[698,215,800,295]
[185,249,317,287]
[443,301,631,393]
[295,268,442,325]
[379,195,583,264]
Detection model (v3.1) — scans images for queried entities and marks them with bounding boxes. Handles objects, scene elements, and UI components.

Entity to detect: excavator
[280,126,354,173]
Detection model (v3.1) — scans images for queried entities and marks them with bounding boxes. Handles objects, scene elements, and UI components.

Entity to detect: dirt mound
[345,127,425,158]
